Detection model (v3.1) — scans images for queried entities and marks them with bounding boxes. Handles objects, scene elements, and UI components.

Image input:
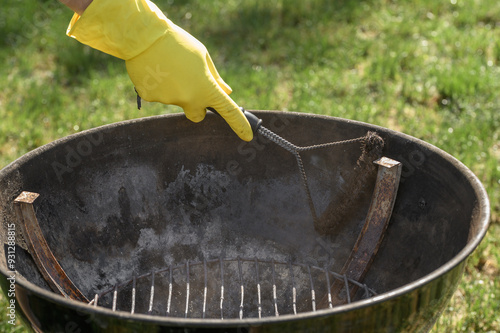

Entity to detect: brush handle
[207,107,262,134]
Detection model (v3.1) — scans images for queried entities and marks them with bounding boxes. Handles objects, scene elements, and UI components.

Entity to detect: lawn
[0,0,498,331]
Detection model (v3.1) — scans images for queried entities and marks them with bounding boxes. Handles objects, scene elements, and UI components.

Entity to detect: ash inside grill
[81,122,393,319]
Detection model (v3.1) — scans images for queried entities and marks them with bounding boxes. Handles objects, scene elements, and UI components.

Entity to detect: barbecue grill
[0,111,490,332]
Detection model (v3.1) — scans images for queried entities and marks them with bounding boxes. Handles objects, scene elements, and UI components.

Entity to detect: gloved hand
[66,0,253,141]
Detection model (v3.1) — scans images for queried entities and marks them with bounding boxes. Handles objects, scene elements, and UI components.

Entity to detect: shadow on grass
[0,0,126,85]
[199,0,371,65]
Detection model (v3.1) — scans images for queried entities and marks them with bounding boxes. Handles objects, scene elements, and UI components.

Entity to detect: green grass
[1,0,499,331]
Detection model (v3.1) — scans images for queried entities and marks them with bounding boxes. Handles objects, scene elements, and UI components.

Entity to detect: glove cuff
[66,0,170,60]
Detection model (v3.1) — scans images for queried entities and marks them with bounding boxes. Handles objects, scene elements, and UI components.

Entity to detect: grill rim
[1,111,490,326]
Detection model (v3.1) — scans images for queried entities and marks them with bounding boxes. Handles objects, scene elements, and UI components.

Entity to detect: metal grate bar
[238,258,244,319]
[131,274,136,314]
[324,268,333,309]
[363,284,370,299]
[185,261,190,318]
[289,260,297,315]
[166,266,172,316]
[203,259,208,319]
[220,257,225,320]
[308,266,316,312]
[255,259,262,319]
[148,271,155,314]
[343,275,351,304]
[112,285,118,311]
[271,260,279,317]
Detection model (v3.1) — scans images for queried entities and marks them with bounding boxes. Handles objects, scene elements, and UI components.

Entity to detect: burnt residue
[68,186,154,263]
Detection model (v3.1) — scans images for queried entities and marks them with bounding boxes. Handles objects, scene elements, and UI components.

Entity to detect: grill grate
[89,257,377,319]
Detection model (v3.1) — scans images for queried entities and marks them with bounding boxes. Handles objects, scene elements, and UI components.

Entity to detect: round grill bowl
[0,111,490,332]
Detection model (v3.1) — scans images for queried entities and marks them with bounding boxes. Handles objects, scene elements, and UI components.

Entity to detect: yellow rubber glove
[66,0,253,141]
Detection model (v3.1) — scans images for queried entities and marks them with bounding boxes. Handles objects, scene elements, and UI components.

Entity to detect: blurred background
[0,0,498,331]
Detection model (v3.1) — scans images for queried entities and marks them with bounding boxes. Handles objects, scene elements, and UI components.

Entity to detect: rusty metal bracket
[319,157,402,309]
[13,191,88,302]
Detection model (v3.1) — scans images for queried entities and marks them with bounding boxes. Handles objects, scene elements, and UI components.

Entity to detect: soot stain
[69,187,146,262]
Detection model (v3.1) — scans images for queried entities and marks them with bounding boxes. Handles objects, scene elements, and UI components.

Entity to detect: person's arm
[59,0,92,15]
[62,0,253,141]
